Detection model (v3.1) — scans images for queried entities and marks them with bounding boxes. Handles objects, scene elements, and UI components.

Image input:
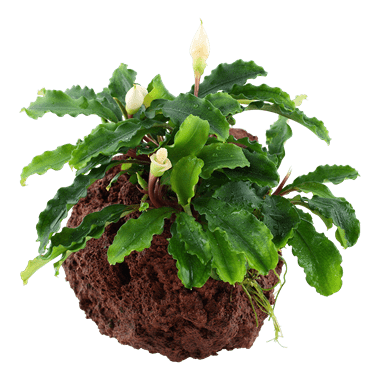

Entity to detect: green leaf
[145,74,175,107]
[282,165,360,194]
[212,181,264,212]
[107,63,136,105]
[229,84,295,112]
[204,92,243,116]
[266,116,293,168]
[69,119,162,170]
[162,93,230,141]
[96,88,123,121]
[36,160,124,254]
[167,223,211,289]
[170,156,204,207]
[197,143,250,179]
[75,154,114,176]
[335,227,349,249]
[282,181,336,199]
[206,228,246,285]
[166,115,210,165]
[261,195,300,249]
[175,212,212,264]
[21,89,119,122]
[245,102,331,145]
[193,197,278,275]
[107,207,175,265]
[307,196,360,248]
[192,59,267,98]
[21,204,136,285]
[223,148,280,188]
[20,143,76,186]
[287,209,343,296]
[64,85,97,99]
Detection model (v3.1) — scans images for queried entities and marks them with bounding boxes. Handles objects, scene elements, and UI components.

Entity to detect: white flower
[190,20,210,76]
[125,84,148,115]
[150,148,172,177]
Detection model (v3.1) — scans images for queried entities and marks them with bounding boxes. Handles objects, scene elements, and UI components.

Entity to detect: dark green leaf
[145,74,175,107]
[204,92,243,116]
[167,223,211,289]
[96,87,123,121]
[229,84,295,112]
[175,212,212,264]
[193,197,278,275]
[107,63,136,105]
[21,89,119,122]
[21,204,136,285]
[107,207,175,265]
[64,85,97,99]
[192,59,267,98]
[287,209,343,296]
[223,148,279,188]
[282,181,336,199]
[262,195,300,249]
[206,228,246,285]
[197,143,250,179]
[21,143,76,186]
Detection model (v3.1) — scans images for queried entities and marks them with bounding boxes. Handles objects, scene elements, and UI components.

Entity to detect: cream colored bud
[190,20,210,76]
[150,148,172,177]
[125,84,148,115]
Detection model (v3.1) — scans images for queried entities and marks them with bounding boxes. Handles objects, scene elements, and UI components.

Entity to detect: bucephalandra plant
[20,21,360,343]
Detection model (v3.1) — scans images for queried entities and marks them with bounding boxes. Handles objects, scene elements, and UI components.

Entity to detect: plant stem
[143,135,159,146]
[194,75,200,97]
[113,97,129,120]
[273,168,292,196]
[148,173,162,208]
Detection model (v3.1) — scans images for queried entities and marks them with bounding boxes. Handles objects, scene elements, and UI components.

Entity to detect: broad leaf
[197,143,250,179]
[282,164,360,194]
[96,87,123,121]
[229,84,295,112]
[107,207,175,265]
[266,116,292,168]
[191,59,267,98]
[21,204,136,285]
[288,209,343,296]
[162,93,230,141]
[223,148,279,187]
[308,196,360,248]
[193,197,278,275]
[107,63,136,105]
[261,195,300,249]
[204,92,243,116]
[245,102,331,145]
[36,160,124,253]
[175,212,212,264]
[282,181,336,198]
[144,74,175,107]
[166,115,210,165]
[20,143,76,186]
[170,155,204,207]
[69,119,163,169]
[167,223,211,289]
[206,228,246,285]
[64,85,97,99]
[21,89,119,122]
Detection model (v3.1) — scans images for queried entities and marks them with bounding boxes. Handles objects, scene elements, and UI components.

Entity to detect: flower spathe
[125,84,148,115]
[190,20,210,77]
[150,148,172,177]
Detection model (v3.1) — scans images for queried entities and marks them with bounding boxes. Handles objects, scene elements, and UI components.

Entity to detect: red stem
[194,75,200,97]
[273,169,292,196]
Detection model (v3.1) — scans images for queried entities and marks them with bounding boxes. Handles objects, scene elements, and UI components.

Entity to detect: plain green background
[2,0,378,379]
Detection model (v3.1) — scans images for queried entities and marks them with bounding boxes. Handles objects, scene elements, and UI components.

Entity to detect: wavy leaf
[64,85,96,100]
[107,63,136,105]
[96,87,123,121]
[162,93,230,141]
[197,143,250,179]
[282,181,336,199]
[21,204,136,285]
[20,143,76,186]
[191,59,267,98]
[36,160,124,253]
[246,102,331,145]
[204,92,243,116]
[230,84,295,112]
[145,74,175,107]
[175,212,212,264]
[206,228,246,285]
[107,207,175,265]
[193,197,278,275]
[167,222,211,289]
[288,209,343,296]
[21,89,119,122]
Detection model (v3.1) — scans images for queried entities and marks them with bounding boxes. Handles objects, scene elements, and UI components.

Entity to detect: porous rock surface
[62,128,283,362]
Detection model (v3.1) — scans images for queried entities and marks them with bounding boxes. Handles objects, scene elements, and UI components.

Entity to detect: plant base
[62,130,282,362]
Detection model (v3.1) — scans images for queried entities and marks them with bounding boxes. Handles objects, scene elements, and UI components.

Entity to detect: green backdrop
[0,0,379,379]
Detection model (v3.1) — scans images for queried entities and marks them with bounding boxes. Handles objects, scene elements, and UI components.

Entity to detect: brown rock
[63,132,281,362]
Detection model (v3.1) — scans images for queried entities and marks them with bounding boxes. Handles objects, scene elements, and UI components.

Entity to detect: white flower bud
[190,20,210,76]
[150,148,172,177]
[125,84,148,115]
